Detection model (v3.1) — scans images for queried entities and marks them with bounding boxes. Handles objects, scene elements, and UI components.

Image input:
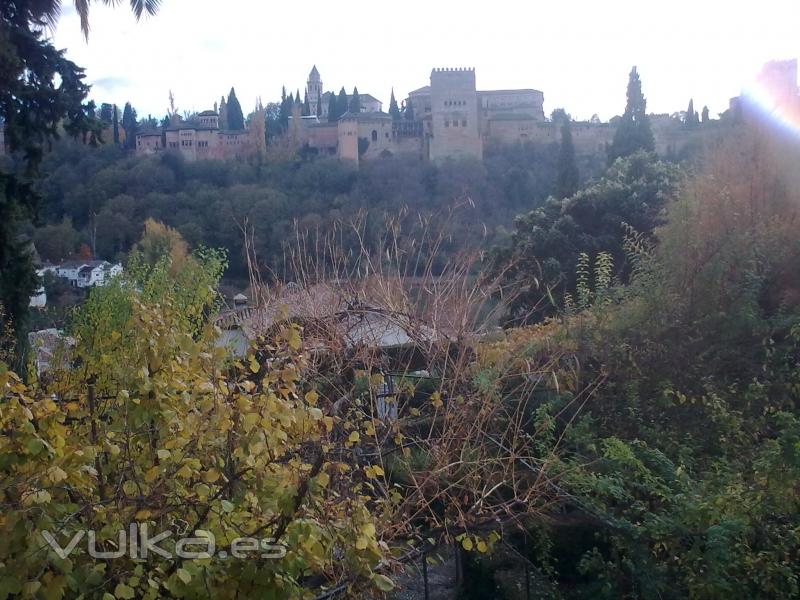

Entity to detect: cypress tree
[349,87,361,113]
[226,87,245,130]
[389,89,401,120]
[112,104,119,144]
[337,87,349,117]
[608,66,654,163]
[327,93,338,122]
[686,98,697,126]
[555,112,579,199]
[302,91,310,117]
[316,91,322,118]
[701,105,710,123]
[121,101,138,149]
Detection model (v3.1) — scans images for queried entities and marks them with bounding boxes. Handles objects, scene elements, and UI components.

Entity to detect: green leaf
[372,574,394,592]
[114,583,135,599]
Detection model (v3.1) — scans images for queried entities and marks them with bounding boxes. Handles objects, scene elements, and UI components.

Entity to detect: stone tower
[307,65,323,117]
[429,68,482,161]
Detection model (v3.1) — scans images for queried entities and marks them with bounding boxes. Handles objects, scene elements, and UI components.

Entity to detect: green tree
[608,66,654,162]
[0,0,109,348]
[336,87,349,118]
[701,105,710,123]
[316,91,322,118]
[33,218,80,262]
[327,93,338,122]
[349,87,361,113]
[389,89,401,120]
[226,87,245,131]
[302,91,310,116]
[121,101,138,149]
[112,104,120,144]
[497,151,680,322]
[554,109,579,199]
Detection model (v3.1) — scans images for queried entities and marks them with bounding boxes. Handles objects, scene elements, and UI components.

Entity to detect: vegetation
[608,67,655,162]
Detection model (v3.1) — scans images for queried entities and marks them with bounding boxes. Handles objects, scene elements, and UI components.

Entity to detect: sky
[50,0,800,122]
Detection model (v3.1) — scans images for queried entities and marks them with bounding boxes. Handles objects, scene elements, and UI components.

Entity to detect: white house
[54,260,122,288]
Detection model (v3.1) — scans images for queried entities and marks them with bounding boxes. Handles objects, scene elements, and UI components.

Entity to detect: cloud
[91,76,132,91]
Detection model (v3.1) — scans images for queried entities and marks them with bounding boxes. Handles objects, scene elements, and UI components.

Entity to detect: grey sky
[51,0,799,122]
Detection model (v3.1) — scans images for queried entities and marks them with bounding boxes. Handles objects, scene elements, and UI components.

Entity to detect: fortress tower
[429,68,482,161]
[307,65,323,116]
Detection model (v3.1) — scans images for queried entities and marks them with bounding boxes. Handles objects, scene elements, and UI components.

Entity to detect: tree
[327,93,338,122]
[33,218,80,262]
[226,87,245,130]
[121,101,138,149]
[112,104,120,144]
[404,98,415,121]
[302,91,310,117]
[316,91,322,118]
[701,105,710,123]
[336,87,349,118]
[0,1,102,346]
[497,151,680,322]
[389,89,401,120]
[554,109,579,199]
[608,67,655,162]
[349,87,361,113]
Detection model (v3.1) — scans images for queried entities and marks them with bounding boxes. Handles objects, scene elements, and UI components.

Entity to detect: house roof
[198,110,219,116]
[339,110,392,121]
[58,259,109,269]
[408,85,431,96]
[309,65,320,78]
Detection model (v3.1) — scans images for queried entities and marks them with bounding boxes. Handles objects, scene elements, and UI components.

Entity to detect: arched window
[371,130,378,142]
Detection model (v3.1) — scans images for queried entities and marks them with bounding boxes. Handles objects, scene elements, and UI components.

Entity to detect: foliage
[497,151,681,323]
[555,111,579,199]
[226,88,245,131]
[0,245,393,598]
[608,67,655,163]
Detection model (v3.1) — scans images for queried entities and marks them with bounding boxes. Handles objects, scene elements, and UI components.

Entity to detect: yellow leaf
[322,416,334,432]
[316,471,330,488]
[461,537,474,551]
[144,466,160,483]
[348,431,360,444]
[305,390,319,405]
[248,357,260,373]
[476,540,488,553]
[243,412,260,432]
[431,391,443,409]
[203,469,220,483]
[135,509,151,520]
[372,574,395,592]
[156,449,171,461]
[355,536,369,550]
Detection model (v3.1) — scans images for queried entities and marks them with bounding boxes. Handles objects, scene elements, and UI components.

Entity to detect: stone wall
[429,68,482,161]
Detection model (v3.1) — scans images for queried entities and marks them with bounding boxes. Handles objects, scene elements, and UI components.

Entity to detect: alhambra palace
[130,61,800,165]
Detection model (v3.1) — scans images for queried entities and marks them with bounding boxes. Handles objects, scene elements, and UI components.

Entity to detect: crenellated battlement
[431,67,475,73]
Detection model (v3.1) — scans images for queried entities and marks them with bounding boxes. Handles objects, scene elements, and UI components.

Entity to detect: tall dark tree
[121,102,138,149]
[686,98,699,127]
[112,104,120,144]
[0,0,155,351]
[327,93,338,122]
[608,67,654,163]
[302,91,310,117]
[404,99,415,121]
[701,105,710,123]
[349,87,361,113]
[336,87,349,118]
[99,102,114,124]
[226,87,245,130]
[389,89,401,120]
[316,91,322,118]
[554,109,579,199]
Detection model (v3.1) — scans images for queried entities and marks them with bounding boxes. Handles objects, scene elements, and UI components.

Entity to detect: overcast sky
[50,0,799,122]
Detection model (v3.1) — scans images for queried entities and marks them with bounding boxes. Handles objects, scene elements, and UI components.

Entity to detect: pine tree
[121,102,138,149]
[555,112,579,198]
[327,93,338,122]
[389,89,401,120]
[226,87,245,130]
[404,98,415,121]
[349,87,361,113]
[337,87,349,118]
[112,104,119,144]
[608,66,654,163]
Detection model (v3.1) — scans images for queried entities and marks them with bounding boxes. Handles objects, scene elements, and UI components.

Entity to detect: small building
[55,260,122,288]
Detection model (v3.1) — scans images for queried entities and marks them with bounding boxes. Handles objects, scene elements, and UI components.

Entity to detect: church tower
[307,65,323,117]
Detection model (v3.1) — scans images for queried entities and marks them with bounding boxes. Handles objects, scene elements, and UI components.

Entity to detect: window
[371,130,378,142]
[462,119,467,127]
[444,120,449,127]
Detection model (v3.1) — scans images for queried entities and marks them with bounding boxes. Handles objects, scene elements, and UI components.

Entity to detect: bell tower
[307,65,323,117]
